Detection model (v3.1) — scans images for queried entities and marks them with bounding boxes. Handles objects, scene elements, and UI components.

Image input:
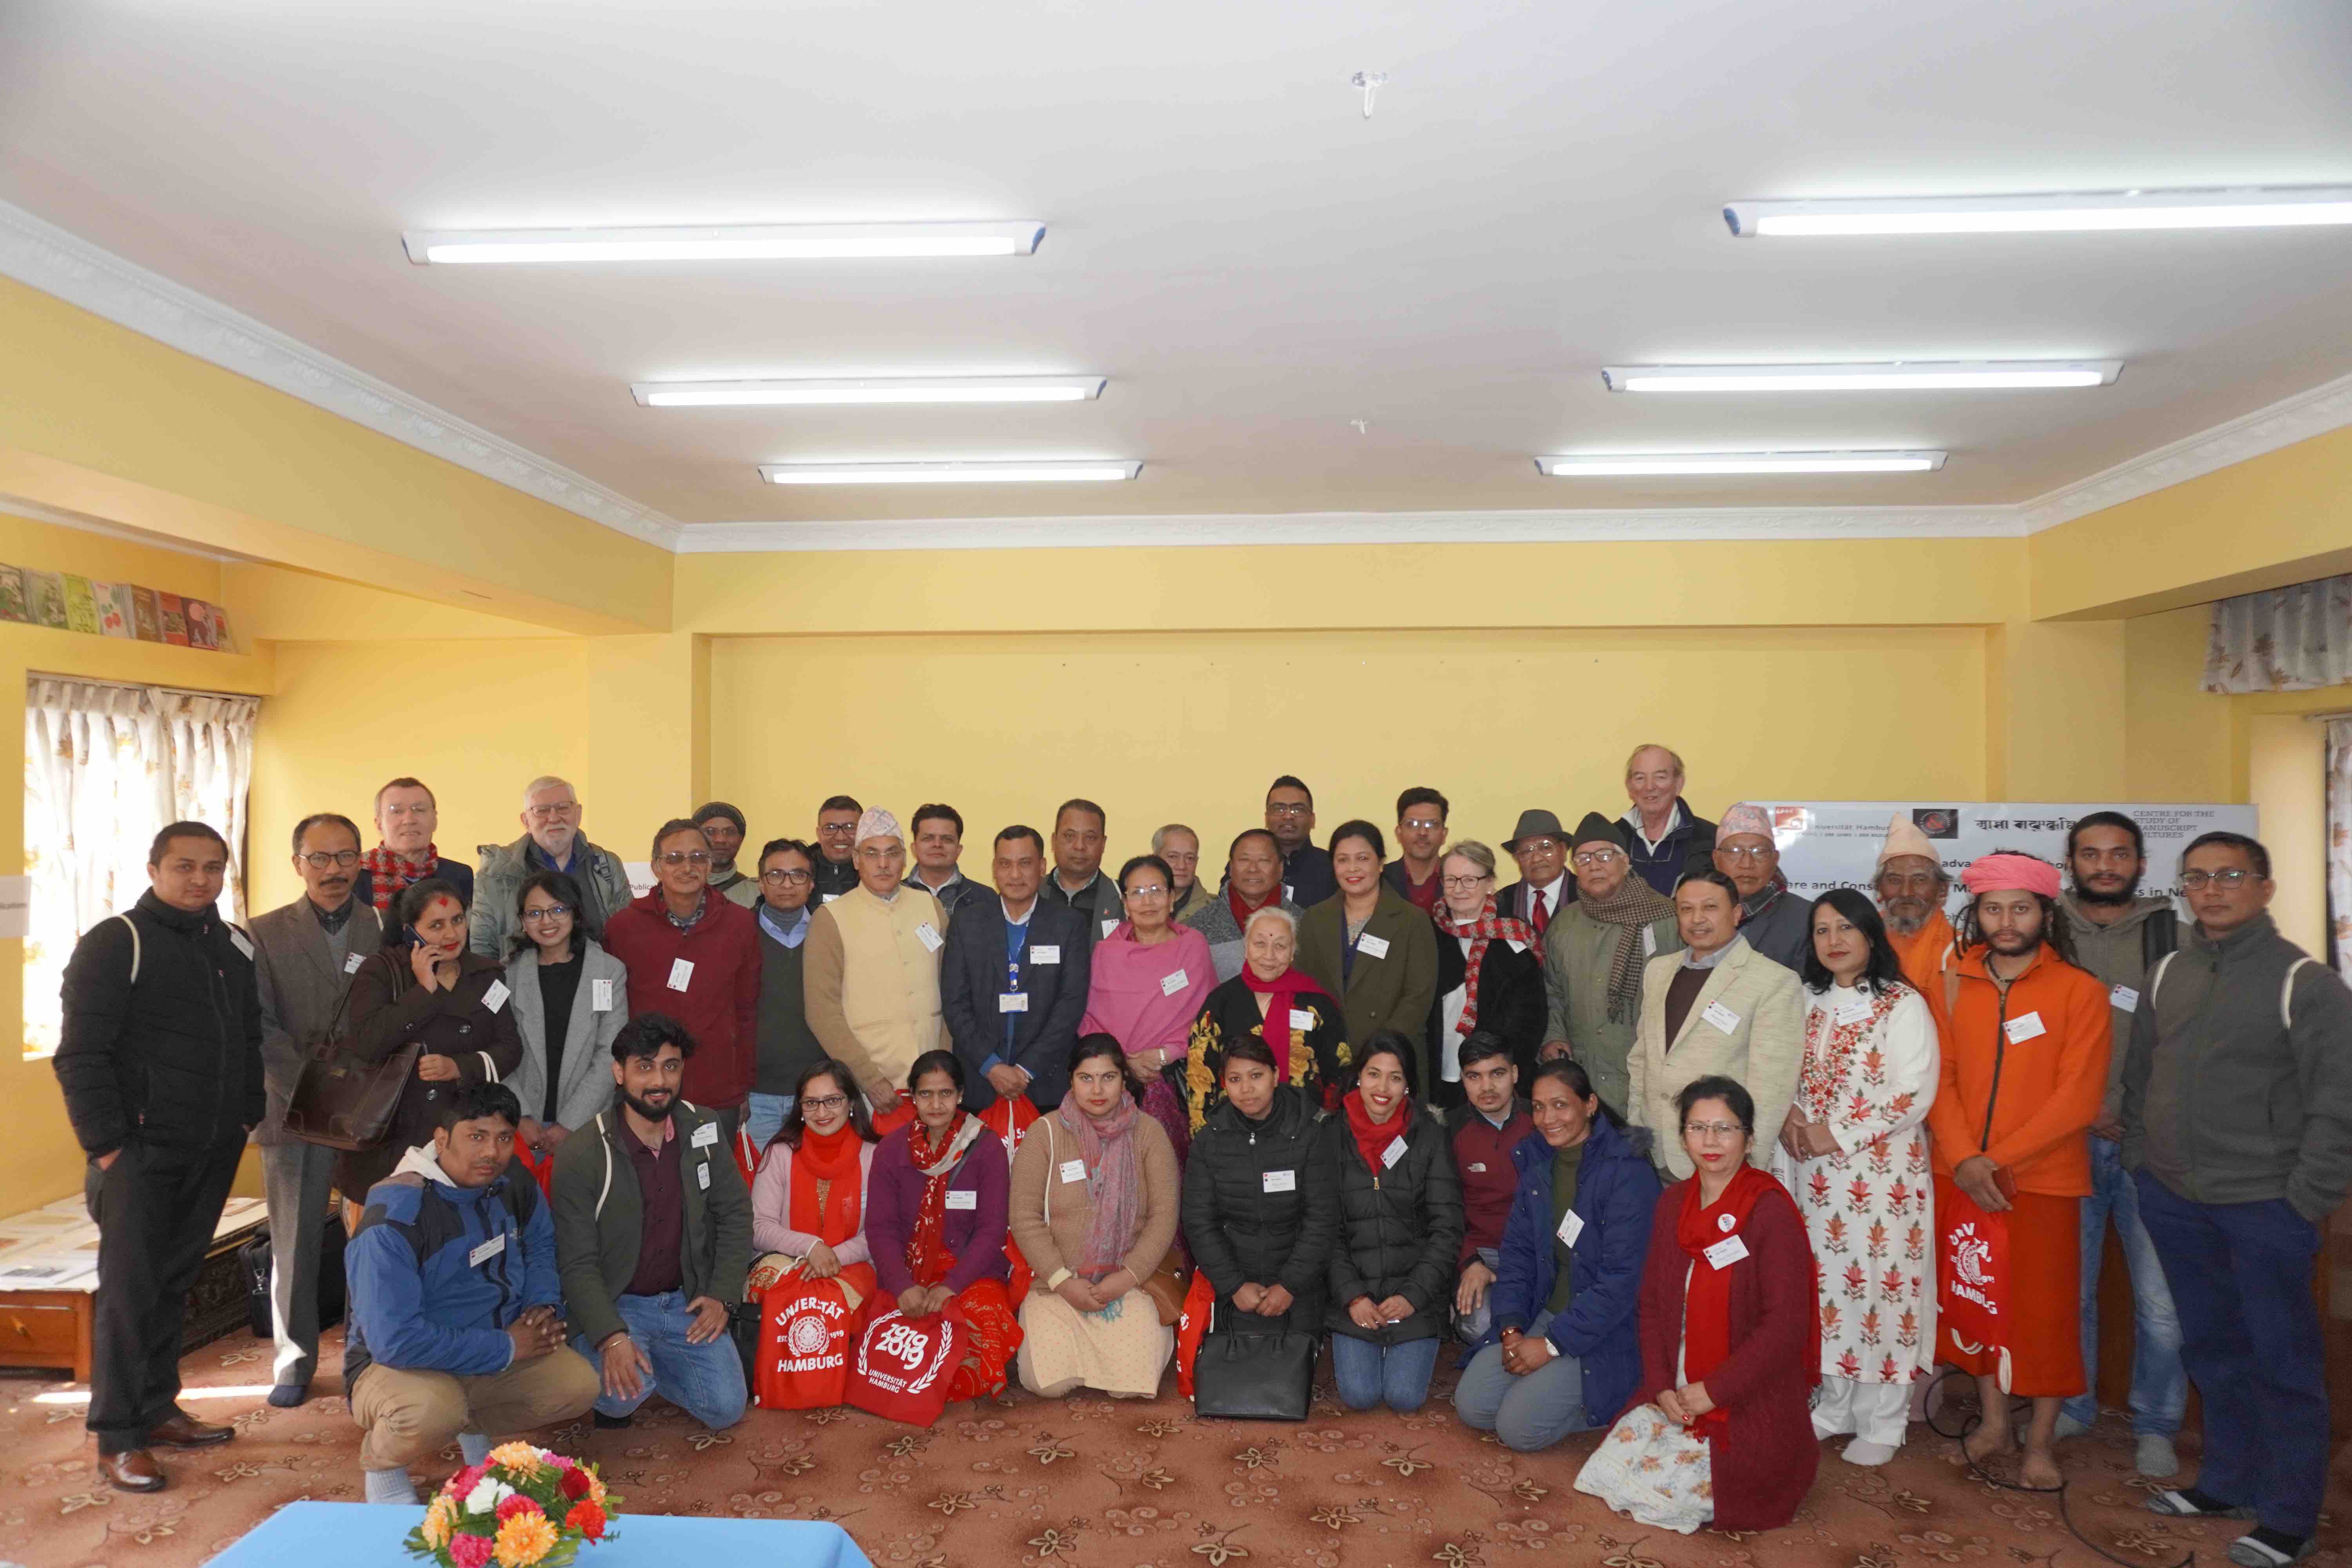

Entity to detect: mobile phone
[403,924,423,948]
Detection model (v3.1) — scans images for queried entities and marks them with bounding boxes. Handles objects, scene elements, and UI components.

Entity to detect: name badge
[1381,1135,1408,1169]
[691,1121,719,1149]
[229,928,254,961]
[1506,939,1528,955]
[697,1162,711,1191]
[1704,1234,1749,1269]
[592,977,614,1012]
[468,1233,506,1268]
[945,1189,978,1211]
[1101,918,1119,938]
[1289,1007,1317,1031]
[1031,945,1061,965]
[344,951,366,975]
[1261,1169,1297,1193]
[482,979,510,1014]
[1468,1161,1488,1174]
[1834,1000,1872,1026]
[1161,967,1190,997]
[667,957,693,991]
[1357,933,1391,960]
[915,923,943,954]
[1059,1158,1087,1184]
[1641,927,1658,958]
[2004,1011,2047,1044]
[1701,1000,1741,1034]
[821,892,841,904]
[1282,884,1295,903]
[998,992,1029,1014]
[2110,985,2140,1014]
[1557,1209,1585,1247]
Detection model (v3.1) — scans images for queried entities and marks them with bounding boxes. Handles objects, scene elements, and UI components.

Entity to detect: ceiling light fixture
[633,376,1104,407]
[403,221,1047,264]
[1724,186,2352,237]
[1536,451,1946,476]
[1602,360,2120,392]
[760,460,1141,485]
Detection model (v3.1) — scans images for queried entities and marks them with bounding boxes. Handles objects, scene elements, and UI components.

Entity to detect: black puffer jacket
[1181,1085,1339,1332]
[54,891,264,1154]
[1325,1103,1463,1345]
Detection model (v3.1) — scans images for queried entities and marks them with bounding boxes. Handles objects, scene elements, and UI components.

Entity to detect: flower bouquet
[405,1443,622,1568]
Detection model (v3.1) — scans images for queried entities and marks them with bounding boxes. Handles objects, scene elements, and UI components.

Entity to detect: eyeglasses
[1519,838,1563,854]
[383,802,434,818]
[855,844,905,861]
[657,851,711,867]
[818,822,859,836]
[1717,845,1775,862]
[801,1094,849,1113]
[761,868,813,885]
[1266,803,1311,817]
[1440,874,1491,890]
[521,904,573,922]
[2181,869,2257,889]
[1683,1122,1746,1139]
[524,802,580,821]
[299,850,361,869]
[1400,817,1446,831]
[1124,884,1168,899]
[1571,849,1622,867]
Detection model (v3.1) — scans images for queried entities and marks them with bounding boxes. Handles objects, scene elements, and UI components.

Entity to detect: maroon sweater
[1450,1100,1533,1266]
[1633,1178,1820,1532]
[602,891,762,1110]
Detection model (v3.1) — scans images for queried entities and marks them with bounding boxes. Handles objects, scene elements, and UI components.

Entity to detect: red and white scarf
[361,842,442,913]
[1434,894,1536,1038]
[904,1112,986,1288]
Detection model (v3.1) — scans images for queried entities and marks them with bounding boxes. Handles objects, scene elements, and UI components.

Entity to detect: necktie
[1531,888,1551,940]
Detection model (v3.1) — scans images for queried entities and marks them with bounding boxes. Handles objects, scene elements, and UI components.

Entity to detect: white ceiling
[3,0,2351,531]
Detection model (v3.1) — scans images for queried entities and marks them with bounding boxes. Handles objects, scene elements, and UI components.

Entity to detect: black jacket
[940,897,1093,1112]
[1181,1085,1339,1332]
[1281,844,1338,909]
[1426,927,1548,1093]
[54,891,264,1154]
[1496,876,1577,922]
[812,856,859,901]
[1618,800,1716,898]
[1325,1105,1463,1345]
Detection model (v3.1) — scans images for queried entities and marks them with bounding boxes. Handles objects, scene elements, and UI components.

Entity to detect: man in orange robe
[1926,851,2110,1492]
[1875,816,1955,1022]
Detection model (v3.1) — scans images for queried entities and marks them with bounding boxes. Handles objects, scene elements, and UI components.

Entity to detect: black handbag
[1192,1303,1317,1421]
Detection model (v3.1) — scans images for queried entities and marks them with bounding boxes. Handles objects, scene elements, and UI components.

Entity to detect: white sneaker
[1842,1439,1900,1468]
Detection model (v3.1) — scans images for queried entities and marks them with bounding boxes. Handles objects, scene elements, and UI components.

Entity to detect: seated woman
[1183,905,1350,1131]
[1456,1057,1661,1451]
[1427,840,1546,1109]
[1009,1034,1182,1398]
[864,1050,1022,1401]
[1576,1075,1820,1535]
[340,877,522,1212]
[1181,1037,1339,1348]
[1081,855,1216,1160]
[1326,1031,1462,1412]
[503,869,629,1181]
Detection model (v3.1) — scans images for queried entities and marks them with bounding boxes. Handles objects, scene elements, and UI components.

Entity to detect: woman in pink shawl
[1081,854,1215,1163]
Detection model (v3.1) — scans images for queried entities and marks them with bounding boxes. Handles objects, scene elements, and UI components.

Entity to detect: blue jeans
[1453,1309,1591,1451]
[569,1290,747,1431]
[2135,1173,2328,1539]
[743,1093,795,1151]
[1330,1334,1442,1413]
[2065,1138,2185,1435]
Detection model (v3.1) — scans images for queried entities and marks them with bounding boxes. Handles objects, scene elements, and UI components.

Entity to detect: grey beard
[1882,906,1929,936]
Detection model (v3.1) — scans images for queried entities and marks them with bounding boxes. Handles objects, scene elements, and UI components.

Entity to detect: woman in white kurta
[1774,887,1938,1467]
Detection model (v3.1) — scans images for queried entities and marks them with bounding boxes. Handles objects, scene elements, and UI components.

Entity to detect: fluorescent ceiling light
[634,376,1105,407]
[403,221,1046,264]
[760,460,1141,485]
[1602,360,2120,392]
[1537,451,1946,476]
[1725,187,2352,237]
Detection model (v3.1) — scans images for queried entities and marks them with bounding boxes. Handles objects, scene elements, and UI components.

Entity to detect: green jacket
[470,833,635,958]
[1539,903,1684,1120]
[1296,888,1441,1091]
[550,1099,753,1350]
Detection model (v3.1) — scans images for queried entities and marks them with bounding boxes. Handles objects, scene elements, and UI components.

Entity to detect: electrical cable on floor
[1919,1366,2194,1568]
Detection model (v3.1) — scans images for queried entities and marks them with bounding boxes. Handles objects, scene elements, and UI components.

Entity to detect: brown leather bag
[283,952,419,1152]
[1142,1246,1190,1327]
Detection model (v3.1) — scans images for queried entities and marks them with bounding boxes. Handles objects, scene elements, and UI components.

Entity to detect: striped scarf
[1575,872,1676,1024]
[1434,895,1535,1037]
[361,842,441,913]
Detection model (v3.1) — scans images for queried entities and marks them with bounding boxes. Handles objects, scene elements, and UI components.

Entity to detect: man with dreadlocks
[1925,850,2109,1492]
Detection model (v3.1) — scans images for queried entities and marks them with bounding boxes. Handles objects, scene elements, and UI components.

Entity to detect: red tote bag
[1933,1174,2013,1392]
[845,1303,969,1427]
[1173,1270,1216,1399]
[755,1276,862,1411]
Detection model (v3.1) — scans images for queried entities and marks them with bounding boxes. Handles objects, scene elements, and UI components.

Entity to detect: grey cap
[1503,809,1568,852]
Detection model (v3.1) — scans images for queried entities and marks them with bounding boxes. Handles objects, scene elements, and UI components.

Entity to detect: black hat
[1570,811,1621,850]
[1502,809,1568,852]
[691,800,747,835]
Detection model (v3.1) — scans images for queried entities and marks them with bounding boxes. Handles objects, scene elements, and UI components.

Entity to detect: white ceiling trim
[0,198,683,550]
[4,199,2350,556]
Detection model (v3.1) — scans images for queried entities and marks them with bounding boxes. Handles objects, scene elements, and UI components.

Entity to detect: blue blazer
[938,897,1092,1111]
[1476,1114,1661,1425]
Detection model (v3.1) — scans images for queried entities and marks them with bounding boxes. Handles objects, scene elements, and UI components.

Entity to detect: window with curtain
[21,675,259,1058]
[2205,573,2352,694]
[2331,719,2352,985]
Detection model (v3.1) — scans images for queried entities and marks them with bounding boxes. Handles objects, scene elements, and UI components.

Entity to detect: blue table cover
[205,1501,871,1567]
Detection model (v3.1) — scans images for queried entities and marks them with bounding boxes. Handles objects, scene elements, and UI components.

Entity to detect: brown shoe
[144,1411,234,1448]
[100,1448,167,1492]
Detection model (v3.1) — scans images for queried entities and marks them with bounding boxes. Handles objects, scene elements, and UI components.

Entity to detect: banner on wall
[1743,801,2260,912]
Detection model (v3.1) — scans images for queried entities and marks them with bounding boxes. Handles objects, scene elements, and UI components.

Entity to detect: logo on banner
[1912,808,1961,839]
[1946,1220,1998,1310]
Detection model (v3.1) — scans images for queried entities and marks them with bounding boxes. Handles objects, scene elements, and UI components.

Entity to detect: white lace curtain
[2205,574,2352,693]
[22,677,259,1055]
[2332,720,2352,985]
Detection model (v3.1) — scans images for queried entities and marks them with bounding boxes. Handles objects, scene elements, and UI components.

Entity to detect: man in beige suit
[1627,869,1805,1178]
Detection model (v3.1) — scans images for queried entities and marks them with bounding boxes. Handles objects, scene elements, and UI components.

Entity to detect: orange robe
[1885,907,1955,1028]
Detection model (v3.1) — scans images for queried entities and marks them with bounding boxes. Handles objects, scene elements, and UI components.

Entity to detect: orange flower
[486,1442,547,1479]
[564,1501,608,1541]
[492,1510,557,1568]
[421,1495,457,1550]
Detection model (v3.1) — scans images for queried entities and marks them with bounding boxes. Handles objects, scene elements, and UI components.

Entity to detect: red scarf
[361,842,442,913]
[1434,895,1536,1038]
[789,1122,866,1247]
[1239,964,1330,1081]
[1227,882,1278,928]
[904,1112,982,1288]
[1341,1089,1411,1174]
[1674,1165,1813,1441]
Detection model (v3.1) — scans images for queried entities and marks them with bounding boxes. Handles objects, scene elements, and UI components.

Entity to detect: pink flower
[544,1454,576,1472]
[447,1464,488,1498]
[449,1533,494,1568]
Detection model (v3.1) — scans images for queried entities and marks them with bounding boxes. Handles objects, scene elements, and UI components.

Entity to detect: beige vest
[833,884,946,1084]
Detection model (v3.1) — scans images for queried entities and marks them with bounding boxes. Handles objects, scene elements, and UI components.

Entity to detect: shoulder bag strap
[112,912,141,985]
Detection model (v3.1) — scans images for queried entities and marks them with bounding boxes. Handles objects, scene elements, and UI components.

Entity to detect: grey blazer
[504,938,629,1131]
[250,898,385,1146]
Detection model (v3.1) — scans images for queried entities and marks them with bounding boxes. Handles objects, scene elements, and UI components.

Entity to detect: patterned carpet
[1,1327,2342,1568]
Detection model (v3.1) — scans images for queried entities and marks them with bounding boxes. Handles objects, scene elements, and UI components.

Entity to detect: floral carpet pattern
[1,1328,2343,1568]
